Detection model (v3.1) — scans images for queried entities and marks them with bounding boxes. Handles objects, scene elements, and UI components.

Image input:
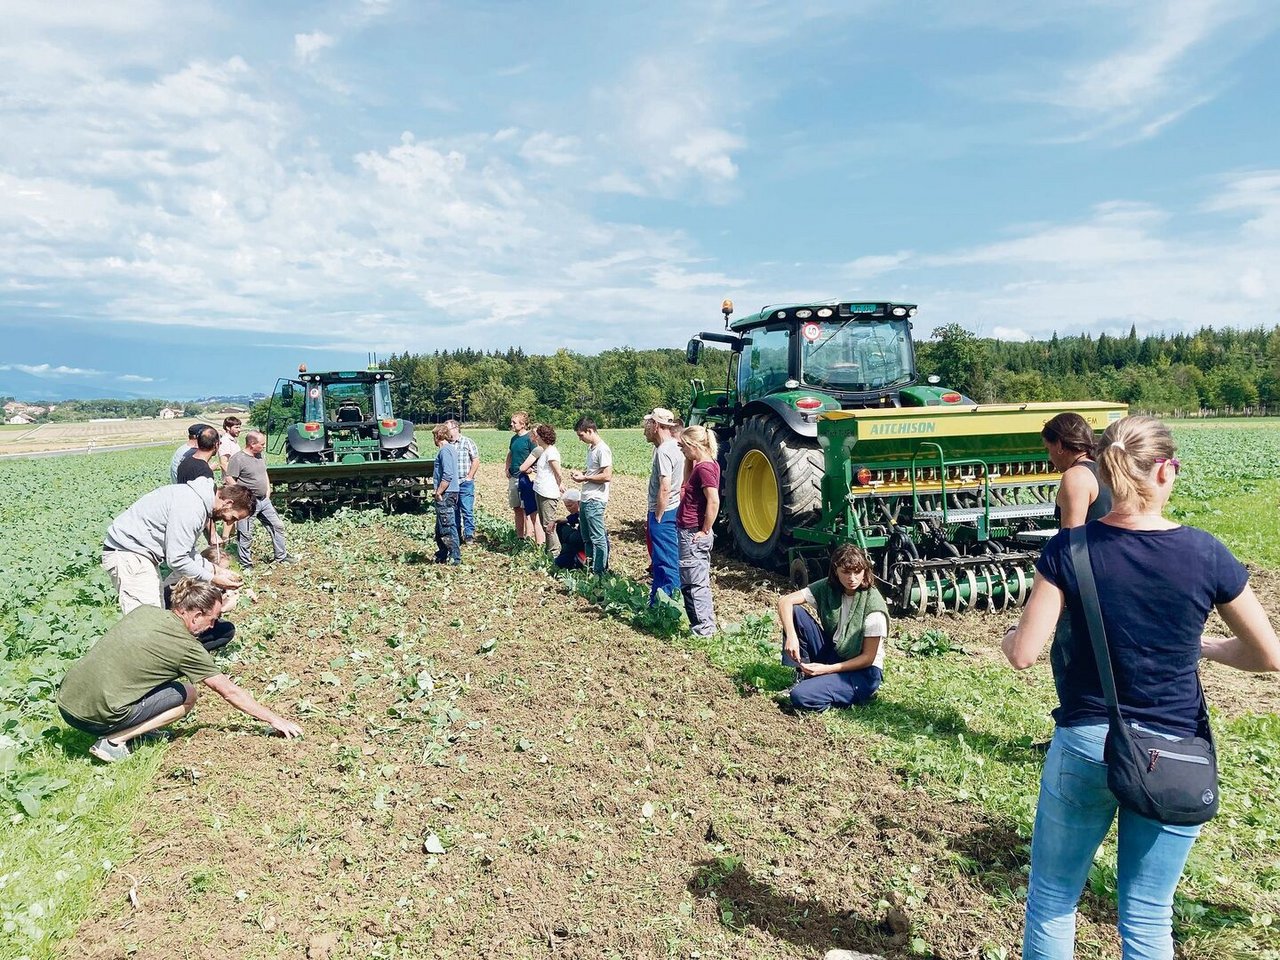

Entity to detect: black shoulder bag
[1068,526,1220,826]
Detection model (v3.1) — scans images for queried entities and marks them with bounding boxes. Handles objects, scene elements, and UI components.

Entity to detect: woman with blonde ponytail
[1003,415,1280,959]
[676,426,721,636]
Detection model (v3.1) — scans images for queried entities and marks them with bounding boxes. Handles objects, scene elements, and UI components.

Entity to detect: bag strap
[1068,526,1126,728]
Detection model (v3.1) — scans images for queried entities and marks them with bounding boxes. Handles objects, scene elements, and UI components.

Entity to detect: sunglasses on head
[1154,457,1181,475]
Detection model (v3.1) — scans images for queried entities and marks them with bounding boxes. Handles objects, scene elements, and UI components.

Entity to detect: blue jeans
[1024,723,1201,960]
[434,492,461,564]
[782,607,882,711]
[647,507,680,603]
[579,498,609,574]
[456,480,475,539]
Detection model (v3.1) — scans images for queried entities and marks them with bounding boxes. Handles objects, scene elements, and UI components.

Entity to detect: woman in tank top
[1041,412,1111,528]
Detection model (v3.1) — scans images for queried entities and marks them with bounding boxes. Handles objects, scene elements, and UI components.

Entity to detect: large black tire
[723,415,824,569]
[285,446,322,464]
[385,439,420,459]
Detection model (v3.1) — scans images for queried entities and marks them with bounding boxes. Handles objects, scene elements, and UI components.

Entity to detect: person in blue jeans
[775,544,889,712]
[431,424,462,565]
[570,417,612,574]
[1004,415,1280,960]
[447,419,479,542]
[643,407,684,605]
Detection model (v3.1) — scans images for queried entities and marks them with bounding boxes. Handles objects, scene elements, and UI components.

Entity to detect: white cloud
[519,132,581,167]
[1032,0,1273,141]
[593,57,747,198]
[847,252,914,279]
[294,31,335,64]
[929,202,1170,268]
[1054,1,1220,114]
[991,326,1032,342]
[0,363,103,377]
[119,373,156,382]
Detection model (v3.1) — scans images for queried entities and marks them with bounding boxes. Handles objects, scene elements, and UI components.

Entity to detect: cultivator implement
[267,459,433,519]
[790,401,1126,614]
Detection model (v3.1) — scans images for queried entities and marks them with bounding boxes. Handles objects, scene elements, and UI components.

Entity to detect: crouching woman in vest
[777,544,889,711]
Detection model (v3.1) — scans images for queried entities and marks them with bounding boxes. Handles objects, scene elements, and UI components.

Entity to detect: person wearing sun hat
[553,488,586,570]
[643,407,685,606]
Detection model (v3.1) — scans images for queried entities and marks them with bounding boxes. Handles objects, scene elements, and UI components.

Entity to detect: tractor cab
[685,300,964,443]
[273,366,418,465]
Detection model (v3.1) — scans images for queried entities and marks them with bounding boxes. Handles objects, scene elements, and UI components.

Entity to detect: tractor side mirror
[281,382,295,403]
[685,338,703,365]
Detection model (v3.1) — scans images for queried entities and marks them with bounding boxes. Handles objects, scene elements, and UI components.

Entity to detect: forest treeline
[366,323,1280,428]
[18,322,1276,429]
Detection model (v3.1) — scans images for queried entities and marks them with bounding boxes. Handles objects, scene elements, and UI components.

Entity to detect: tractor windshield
[800,319,915,392]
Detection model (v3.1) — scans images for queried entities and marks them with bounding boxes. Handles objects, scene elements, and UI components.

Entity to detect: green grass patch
[0,740,167,958]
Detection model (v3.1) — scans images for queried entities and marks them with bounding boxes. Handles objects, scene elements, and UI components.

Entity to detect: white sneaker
[89,738,130,762]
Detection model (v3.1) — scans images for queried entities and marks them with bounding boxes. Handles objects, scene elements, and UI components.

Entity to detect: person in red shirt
[676,425,721,636]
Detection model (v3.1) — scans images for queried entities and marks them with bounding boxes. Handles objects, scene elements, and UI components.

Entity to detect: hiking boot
[89,738,131,762]
[273,554,298,564]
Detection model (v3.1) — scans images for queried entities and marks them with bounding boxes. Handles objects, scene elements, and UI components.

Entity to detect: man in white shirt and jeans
[570,417,612,575]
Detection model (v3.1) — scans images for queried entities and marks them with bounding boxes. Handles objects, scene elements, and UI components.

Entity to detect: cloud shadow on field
[687,857,896,956]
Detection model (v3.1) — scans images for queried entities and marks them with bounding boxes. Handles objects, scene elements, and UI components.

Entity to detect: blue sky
[2,0,1278,399]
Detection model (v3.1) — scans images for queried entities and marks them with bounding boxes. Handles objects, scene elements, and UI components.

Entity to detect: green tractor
[686,299,1126,613]
[263,365,433,516]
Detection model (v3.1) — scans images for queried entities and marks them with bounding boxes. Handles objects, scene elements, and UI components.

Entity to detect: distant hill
[191,394,269,406]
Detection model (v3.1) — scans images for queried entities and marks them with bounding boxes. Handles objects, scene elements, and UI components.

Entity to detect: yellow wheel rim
[737,449,779,544]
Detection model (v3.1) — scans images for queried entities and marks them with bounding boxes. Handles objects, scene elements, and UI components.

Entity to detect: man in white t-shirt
[643,407,685,604]
[569,416,612,574]
[217,416,243,478]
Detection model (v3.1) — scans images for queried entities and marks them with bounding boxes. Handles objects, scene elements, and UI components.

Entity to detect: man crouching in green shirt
[57,579,302,762]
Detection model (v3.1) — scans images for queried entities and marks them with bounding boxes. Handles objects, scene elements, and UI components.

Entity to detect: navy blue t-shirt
[1037,521,1247,737]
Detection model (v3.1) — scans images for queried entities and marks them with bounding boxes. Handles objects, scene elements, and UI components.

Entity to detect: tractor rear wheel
[723,415,823,568]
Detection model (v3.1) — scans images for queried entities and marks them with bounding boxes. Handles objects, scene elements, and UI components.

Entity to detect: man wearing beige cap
[643,407,685,605]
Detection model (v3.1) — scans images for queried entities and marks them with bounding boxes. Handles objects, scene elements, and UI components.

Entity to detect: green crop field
[3,424,1279,958]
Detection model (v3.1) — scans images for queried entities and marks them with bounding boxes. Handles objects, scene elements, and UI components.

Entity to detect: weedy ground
[3,424,1280,959]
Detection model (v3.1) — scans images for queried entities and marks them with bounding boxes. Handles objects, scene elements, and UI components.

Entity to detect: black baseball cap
[188,422,214,437]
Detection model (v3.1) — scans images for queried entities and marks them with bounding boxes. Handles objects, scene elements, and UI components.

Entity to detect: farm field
[0,419,192,457]
[2,425,1279,959]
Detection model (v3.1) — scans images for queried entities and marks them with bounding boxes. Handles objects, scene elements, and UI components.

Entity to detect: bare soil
[64,463,1279,959]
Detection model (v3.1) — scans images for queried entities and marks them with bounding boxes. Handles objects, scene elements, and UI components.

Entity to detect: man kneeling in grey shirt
[224,430,296,567]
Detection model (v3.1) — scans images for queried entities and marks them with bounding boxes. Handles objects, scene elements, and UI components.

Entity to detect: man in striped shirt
[447,419,480,543]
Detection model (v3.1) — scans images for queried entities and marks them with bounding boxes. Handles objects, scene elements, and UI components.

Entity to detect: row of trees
[926,324,1280,413]
[367,323,1280,428]
[379,347,730,428]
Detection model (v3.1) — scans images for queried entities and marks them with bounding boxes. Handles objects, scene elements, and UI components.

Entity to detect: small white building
[158,407,184,419]
[7,414,34,425]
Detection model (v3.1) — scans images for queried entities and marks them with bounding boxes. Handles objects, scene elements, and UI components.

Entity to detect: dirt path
[66,464,1279,958]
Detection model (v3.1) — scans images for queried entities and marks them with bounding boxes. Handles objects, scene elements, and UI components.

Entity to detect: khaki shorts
[535,493,561,528]
[508,476,522,510]
[102,550,162,613]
